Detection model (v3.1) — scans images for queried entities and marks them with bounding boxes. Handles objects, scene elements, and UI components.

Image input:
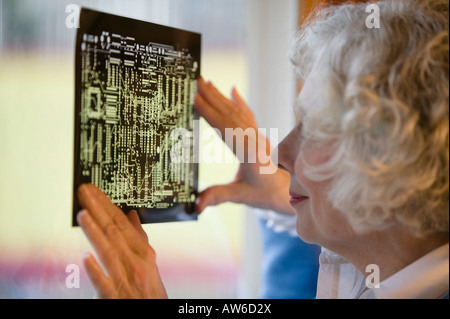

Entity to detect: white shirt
[316,243,449,299]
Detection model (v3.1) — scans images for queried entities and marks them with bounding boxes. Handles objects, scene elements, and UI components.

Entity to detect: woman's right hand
[194,77,294,216]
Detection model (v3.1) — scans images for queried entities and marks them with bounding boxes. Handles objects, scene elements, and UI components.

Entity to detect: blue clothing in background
[258,217,321,299]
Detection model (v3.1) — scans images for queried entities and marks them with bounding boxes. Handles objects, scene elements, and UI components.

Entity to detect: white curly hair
[290,0,449,237]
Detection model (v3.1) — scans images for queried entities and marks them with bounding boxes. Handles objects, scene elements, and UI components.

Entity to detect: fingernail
[194,197,203,214]
[77,183,90,198]
[76,209,87,223]
[82,251,92,261]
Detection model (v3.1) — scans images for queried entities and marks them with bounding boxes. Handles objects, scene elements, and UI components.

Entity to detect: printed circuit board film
[73,8,200,225]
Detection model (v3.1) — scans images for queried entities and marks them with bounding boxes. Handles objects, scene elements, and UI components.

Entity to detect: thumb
[195,183,243,214]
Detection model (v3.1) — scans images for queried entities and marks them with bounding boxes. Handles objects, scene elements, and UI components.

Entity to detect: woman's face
[276,77,356,246]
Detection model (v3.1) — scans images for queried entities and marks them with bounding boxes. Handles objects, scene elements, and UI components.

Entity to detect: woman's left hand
[76,183,168,299]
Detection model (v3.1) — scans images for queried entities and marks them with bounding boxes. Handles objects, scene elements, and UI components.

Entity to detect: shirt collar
[360,243,449,299]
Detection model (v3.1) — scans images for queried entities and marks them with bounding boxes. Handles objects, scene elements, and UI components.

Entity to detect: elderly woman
[76,0,449,298]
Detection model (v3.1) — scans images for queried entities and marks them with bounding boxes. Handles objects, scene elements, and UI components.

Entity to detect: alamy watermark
[65,4,80,29]
[65,263,80,289]
[66,4,380,30]
[65,262,381,290]
[365,264,380,289]
[64,3,378,175]
[170,120,279,175]
[366,4,380,29]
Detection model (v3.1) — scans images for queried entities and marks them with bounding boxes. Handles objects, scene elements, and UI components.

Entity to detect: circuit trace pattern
[78,31,198,211]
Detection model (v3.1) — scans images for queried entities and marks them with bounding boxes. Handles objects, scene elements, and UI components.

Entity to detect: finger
[78,184,149,256]
[194,92,220,123]
[110,208,151,257]
[127,210,148,241]
[82,252,116,299]
[231,87,246,109]
[231,87,255,121]
[77,209,128,289]
[77,184,121,229]
[197,77,225,111]
[197,78,236,116]
[194,93,228,135]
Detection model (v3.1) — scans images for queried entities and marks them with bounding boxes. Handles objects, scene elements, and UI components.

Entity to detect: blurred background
[0,0,329,298]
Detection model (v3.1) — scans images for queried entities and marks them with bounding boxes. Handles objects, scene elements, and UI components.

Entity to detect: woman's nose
[275,128,298,175]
